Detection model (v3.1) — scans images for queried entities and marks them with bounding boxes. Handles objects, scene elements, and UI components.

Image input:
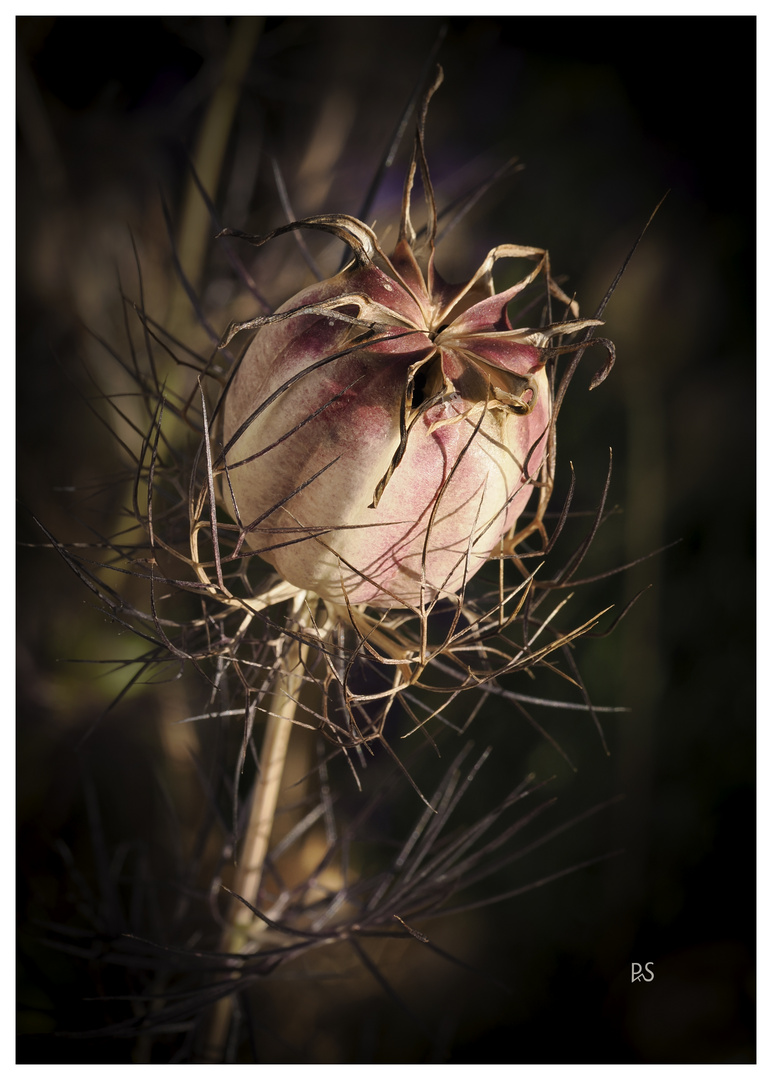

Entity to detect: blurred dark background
[17,15,755,1064]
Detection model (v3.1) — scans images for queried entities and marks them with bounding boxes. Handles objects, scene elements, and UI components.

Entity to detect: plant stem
[198,606,309,1061]
[165,15,263,338]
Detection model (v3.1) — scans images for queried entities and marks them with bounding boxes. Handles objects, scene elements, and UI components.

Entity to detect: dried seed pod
[220,217,602,610]
[219,76,603,610]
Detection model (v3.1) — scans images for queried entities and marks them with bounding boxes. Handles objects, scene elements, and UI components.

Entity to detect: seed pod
[219,212,603,610]
[219,76,604,610]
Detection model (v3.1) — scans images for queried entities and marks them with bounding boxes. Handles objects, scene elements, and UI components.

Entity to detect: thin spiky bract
[41,740,622,1054]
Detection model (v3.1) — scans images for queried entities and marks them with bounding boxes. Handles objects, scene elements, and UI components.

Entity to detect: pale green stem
[198,609,309,1062]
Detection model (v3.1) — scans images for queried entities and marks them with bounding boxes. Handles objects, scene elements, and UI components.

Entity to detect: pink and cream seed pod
[219,214,603,611]
[217,70,609,612]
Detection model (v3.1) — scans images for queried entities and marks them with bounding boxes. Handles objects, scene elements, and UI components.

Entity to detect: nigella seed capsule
[218,75,605,611]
